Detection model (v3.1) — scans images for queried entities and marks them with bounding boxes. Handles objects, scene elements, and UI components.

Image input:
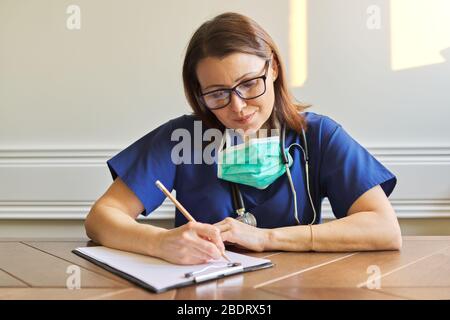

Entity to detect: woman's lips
[235,112,256,124]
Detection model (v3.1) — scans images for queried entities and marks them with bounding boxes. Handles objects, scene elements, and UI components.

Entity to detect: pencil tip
[223,253,232,262]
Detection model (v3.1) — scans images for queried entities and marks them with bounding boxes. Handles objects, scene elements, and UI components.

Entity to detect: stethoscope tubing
[230,124,317,225]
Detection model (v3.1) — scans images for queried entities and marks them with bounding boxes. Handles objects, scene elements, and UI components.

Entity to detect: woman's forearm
[265,210,402,252]
[84,203,167,256]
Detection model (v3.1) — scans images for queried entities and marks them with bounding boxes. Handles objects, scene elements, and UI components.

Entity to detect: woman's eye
[211,91,227,99]
[240,79,257,89]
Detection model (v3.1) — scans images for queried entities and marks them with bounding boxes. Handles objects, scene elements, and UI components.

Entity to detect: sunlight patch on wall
[289,0,308,87]
[391,0,450,71]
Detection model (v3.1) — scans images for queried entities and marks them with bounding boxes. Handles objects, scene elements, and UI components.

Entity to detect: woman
[85,12,402,265]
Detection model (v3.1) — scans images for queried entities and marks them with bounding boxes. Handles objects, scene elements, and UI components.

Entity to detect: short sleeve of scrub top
[316,115,397,219]
[106,119,177,216]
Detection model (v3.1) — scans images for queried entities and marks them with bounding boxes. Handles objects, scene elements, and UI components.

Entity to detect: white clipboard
[72,246,273,293]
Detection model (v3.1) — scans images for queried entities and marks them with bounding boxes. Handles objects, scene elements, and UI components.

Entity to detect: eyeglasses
[199,59,271,110]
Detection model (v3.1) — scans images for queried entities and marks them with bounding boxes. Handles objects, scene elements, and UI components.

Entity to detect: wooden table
[0,236,449,300]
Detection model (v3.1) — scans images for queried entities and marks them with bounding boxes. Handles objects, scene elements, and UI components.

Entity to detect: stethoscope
[230,124,317,227]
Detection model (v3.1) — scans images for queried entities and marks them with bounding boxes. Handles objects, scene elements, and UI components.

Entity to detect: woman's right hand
[154,221,226,265]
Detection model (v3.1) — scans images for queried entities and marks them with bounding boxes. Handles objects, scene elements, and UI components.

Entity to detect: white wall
[1,0,449,237]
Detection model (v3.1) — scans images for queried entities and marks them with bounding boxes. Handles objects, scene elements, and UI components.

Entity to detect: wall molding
[0,199,449,220]
[321,199,450,219]
[0,200,174,220]
[1,146,449,220]
[0,148,117,166]
[0,145,449,165]
[366,146,450,164]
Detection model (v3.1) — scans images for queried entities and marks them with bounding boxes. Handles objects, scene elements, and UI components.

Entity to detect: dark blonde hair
[182,12,309,133]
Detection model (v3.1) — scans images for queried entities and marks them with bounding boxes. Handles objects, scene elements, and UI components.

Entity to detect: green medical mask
[217,133,293,189]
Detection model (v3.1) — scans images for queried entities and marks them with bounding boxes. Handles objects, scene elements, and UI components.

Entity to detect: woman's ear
[271,55,279,82]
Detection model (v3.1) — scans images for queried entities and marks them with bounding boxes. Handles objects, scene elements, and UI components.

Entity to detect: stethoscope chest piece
[231,183,257,227]
[235,208,257,227]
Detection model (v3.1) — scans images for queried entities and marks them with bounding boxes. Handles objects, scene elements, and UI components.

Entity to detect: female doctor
[85,12,402,265]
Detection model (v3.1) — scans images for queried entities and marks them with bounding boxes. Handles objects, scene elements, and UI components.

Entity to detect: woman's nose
[229,91,247,113]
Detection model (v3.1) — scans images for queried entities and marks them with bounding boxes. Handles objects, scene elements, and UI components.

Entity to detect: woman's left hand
[214,217,269,252]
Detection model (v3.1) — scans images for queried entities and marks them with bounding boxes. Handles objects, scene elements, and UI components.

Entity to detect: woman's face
[196,53,278,135]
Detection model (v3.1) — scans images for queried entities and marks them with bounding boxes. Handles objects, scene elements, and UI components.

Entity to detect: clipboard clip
[184,262,243,283]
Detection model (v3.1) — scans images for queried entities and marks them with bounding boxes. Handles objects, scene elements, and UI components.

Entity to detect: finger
[180,239,215,264]
[220,231,236,244]
[221,233,248,251]
[182,249,211,265]
[193,223,225,253]
[215,223,231,233]
[184,221,224,253]
[214,217,234,226]
[214,220,227,226]
[190,235,223,260]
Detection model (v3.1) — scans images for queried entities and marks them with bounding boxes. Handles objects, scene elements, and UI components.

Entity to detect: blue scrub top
[106,112,396,228]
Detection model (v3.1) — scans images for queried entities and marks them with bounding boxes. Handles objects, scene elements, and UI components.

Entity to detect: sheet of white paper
[74,246,271,291]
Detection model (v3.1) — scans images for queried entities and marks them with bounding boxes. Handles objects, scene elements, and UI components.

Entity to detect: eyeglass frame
[198,59,272,110]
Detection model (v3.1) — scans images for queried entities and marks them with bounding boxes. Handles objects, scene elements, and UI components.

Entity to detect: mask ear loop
[281,125,317,225]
